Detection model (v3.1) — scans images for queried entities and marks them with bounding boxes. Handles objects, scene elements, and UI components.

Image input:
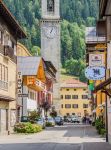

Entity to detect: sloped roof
[61,79,87,88]
[0,0,26,39]
[17,56,41,76]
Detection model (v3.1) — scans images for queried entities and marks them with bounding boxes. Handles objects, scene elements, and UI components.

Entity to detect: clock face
[45,26,57,38]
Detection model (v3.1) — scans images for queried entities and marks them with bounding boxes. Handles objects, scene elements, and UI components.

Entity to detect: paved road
[0,124,111,150]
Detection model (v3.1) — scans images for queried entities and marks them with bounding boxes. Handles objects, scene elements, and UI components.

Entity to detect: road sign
[85,66,105,80]
[18,94,28,98]
[89,54,104,66]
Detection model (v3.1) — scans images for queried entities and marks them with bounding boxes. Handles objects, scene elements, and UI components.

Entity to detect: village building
[85,27,106,122]
[93,0,111,143]
[0,1,26,134]
[60,79,91,117]
[17,56,56,120]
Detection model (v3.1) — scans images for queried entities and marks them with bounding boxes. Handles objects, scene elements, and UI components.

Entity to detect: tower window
[47,0,54,12]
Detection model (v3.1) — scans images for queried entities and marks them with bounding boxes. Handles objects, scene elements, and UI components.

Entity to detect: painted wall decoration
[89,54,104,66]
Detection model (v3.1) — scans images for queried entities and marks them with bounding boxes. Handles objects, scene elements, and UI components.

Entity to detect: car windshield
[48,118,53,121]
[55,117,61,121]
[38,118,44,121]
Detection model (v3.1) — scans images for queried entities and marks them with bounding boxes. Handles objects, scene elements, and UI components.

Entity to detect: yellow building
[60,79,91,117]
[0,1,26,134]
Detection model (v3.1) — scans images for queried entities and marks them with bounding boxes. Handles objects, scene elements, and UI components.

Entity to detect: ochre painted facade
[60,81,91,117]
[17,43,32,57]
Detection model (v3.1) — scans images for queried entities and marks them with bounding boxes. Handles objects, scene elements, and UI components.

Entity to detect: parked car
[47,117,55,126]
[71,116,80,123]
[36,118,46,129]
[21,116,29,122]
[55,116,64,126]
[67,117,72,122]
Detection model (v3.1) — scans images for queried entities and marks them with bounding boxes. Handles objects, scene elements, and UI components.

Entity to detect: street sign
[85,66,105,80]
[18,94,28,97]
[89,54,104,66]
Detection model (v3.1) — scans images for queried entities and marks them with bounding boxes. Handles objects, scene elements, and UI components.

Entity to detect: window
[65,104,71,108]
[5,67,8,82]
[0,30,3,44]
[83,89,86,91]
[82,95,88,99]
[74,89,77,91]
[0,64,8,90]
[29,89,36,100]
[2,65,5,81]
[65,95,71,99]
[72,95,78,99]
[47,0,54,12]
[66,89,69,91]
[61,95,63,99]
[61,104,63,108]
[83,104,88,108]
[0,64,2,80]
[66,113,70,116]
[72,113,75,115]
[72,104,78,108]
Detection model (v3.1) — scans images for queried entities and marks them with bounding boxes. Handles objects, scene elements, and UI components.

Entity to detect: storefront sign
[85,66,105,80]
[17,72,22,95]
[89,54,104,66]
[95,44,107,49]
[18,94,28,97]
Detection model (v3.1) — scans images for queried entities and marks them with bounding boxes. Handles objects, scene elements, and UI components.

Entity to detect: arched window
[47,0,54,12]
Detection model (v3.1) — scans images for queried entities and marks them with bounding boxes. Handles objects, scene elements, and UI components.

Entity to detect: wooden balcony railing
[0,44,17,63]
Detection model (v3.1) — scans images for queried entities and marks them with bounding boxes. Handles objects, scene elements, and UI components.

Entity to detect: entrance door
[0,109,7,132]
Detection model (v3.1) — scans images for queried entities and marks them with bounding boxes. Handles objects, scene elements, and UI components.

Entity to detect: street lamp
[93,92,97,121]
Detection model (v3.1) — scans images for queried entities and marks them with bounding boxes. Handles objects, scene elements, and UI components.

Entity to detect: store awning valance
[94,77,111,97]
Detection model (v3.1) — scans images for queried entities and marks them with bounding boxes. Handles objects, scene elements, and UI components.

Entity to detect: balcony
[27,76,46,91]
[0,44,16,63]
[4,45,17,63]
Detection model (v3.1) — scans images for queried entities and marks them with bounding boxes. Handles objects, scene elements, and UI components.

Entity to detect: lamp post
[93,92,97,121]
[106,96,108,142]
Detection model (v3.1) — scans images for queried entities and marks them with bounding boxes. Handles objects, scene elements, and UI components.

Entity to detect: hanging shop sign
[85,66,105,80]
[89,54,104,66]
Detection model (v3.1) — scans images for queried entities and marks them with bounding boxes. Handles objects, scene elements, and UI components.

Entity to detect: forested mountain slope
[3,0,98,82]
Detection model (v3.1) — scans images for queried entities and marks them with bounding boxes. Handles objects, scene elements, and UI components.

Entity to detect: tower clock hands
[50,27,53,34]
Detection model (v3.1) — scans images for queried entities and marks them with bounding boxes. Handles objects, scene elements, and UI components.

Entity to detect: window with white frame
[28,89,36,101]
[0,64,8,90]
[0,30,2,44]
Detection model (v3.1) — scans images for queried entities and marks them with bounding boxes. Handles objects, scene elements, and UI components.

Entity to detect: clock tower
[41,0,60,111]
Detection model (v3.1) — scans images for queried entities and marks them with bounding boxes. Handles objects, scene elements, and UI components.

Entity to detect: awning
[94,77,111,97]
[94,77,111,91]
